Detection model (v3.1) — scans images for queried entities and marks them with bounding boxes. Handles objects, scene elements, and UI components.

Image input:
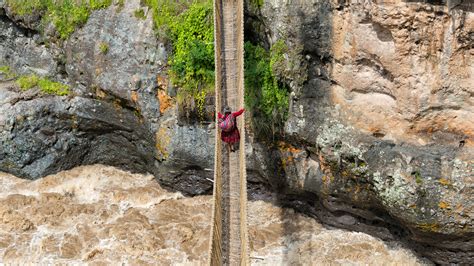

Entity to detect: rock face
[0,1,160,178]
[246,0,473,264]
[0,0,473,264]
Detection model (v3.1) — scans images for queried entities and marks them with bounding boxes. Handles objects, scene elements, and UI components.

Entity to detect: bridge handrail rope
[208,0,249,265]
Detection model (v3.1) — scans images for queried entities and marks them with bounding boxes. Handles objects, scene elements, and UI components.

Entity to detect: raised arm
[218,112,224,119]
[232,108,245,117]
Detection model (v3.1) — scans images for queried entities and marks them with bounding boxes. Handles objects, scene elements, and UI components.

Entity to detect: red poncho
[218,108,244,144]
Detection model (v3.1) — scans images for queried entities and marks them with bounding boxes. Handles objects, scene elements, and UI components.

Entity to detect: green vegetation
[17,74,39,90]
[144,0,213,118]
[249,0,264,8]
[143,0,294,138]
[134,8,146,19]
[245,41,290,139]
[144,0,207,39]
[5,0,112,39]
[38,78,70,96]
[0,66,16,79]
[99,42,109,54]
[168,1,214,113]
[16,74,69,96]
[115,0,125,12]
[414,171,423,184]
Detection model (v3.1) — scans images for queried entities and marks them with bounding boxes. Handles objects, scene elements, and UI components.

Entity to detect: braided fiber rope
[208,0,249,265]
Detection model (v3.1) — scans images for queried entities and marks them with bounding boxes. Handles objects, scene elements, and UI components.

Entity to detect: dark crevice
[0,10,39,37]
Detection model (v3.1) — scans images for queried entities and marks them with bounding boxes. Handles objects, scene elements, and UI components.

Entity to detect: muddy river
[0,165,426,265]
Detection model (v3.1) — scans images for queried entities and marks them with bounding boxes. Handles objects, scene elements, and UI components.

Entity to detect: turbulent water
[0,165,426,265]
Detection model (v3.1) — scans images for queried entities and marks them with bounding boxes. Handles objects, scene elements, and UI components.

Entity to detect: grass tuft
[16,74,39,90]
[0,66,17,79]
[5,0,113,40]
[38,78,70,96]
[134,8,146,19]
[99,42,109,54]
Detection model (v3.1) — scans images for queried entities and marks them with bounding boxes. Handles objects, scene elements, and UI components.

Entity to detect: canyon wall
[0,0,472,263]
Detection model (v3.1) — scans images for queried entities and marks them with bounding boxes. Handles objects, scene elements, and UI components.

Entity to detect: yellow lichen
[438,178,451,186]
[95,88,107,99]
[155,127,170,160]
[417,223,440,232]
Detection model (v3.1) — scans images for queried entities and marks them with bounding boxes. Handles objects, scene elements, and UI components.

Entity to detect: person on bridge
[218,106,245,153]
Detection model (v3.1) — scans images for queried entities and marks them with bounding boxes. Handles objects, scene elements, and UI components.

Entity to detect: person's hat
[223,106,231,114]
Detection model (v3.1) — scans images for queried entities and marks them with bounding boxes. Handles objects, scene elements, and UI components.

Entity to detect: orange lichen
[438,202,450,209]
[277,141,302,153]
[156,75,168,89]
[131,91,139,103]
[158,90,173,114]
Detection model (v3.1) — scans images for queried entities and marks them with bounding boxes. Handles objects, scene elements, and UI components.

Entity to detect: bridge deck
[208,0,248,265]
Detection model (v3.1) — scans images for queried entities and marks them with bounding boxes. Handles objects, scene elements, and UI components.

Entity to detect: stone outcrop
[0,1,162,178]
[246,0,473,264]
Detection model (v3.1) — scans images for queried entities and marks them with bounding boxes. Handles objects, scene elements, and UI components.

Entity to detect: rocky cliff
[0,0,472,264]
[245,0,473,263]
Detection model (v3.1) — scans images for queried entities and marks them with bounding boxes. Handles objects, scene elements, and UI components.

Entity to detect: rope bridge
[208,0,249,265]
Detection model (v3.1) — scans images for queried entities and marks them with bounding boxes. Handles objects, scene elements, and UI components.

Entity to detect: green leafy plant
[16,74,39,90]
[134,8,146,19]
[168,1,214,117]
[144,0,214,119]
[4,0,43,16]
[144,0,201,40]
[244,41,290,139]
[249,0,264,9]
[99,42,109,54]
[413,171,423,184]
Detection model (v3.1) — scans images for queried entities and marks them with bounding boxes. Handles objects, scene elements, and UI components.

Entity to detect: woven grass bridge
[208,0,249,265]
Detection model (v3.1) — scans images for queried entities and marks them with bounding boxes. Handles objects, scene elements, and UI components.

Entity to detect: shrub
[16,74,39,90]
[244,41,290,139]
[143,0,292,135]
[144,0,213,118]
[168,1,214,116]
[144,0,200,40]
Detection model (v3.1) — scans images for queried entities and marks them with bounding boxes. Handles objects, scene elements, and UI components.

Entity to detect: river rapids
[0,165,427,265]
